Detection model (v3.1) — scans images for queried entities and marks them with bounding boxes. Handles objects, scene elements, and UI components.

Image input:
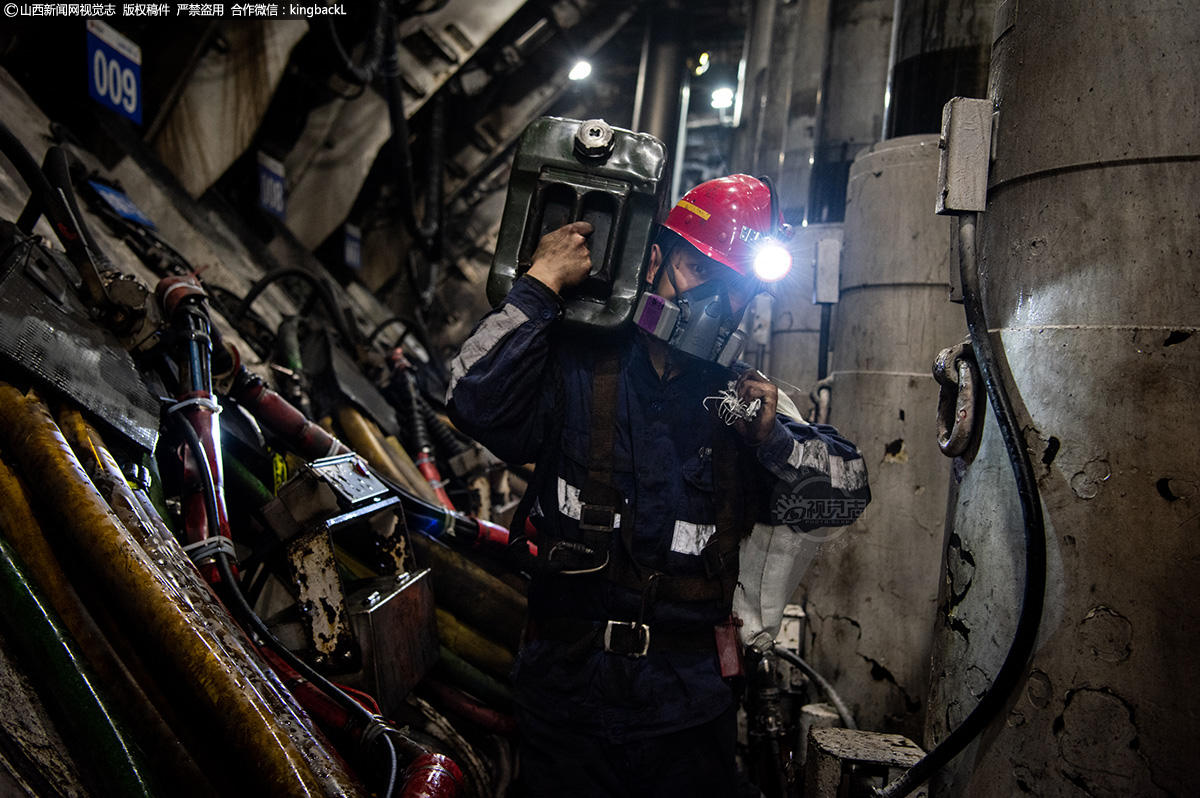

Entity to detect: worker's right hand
[526,221,594,294]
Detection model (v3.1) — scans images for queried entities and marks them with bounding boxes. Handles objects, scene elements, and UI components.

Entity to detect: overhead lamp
[711,87,734,109]
[569,60,592,81]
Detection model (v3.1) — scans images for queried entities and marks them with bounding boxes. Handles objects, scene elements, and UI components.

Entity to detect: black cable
[367,316,410,348]
[326,0,387,86]
[773,647,856,731]
[233,267,358,348]
[173,416,403,798]
[875,213,1046,797]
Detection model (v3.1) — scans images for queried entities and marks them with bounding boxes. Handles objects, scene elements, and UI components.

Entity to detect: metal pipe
[632,0,687,181]
[0,386,366,798]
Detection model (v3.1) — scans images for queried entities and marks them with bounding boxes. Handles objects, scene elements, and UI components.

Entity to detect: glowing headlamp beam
[753,242,792,282]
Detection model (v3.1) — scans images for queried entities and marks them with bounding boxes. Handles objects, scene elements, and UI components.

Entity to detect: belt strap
[533,617,716,658]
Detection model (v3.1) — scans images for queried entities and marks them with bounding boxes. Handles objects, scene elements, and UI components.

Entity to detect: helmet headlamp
[752,241,792,282]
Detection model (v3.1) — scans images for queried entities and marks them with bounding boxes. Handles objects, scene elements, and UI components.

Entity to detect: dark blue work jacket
[447,276,869,742]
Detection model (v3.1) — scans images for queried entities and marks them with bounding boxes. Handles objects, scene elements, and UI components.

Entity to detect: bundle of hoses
[158,276,461,797]
[175,416,462,798]
[0,385,367,797]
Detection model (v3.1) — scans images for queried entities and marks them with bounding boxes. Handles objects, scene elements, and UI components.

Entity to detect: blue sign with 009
[87,21,142,125]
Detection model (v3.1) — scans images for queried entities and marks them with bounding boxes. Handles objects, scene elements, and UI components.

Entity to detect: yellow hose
[435,607,516,676]
[0,386,366,798]
[0,449,216,796]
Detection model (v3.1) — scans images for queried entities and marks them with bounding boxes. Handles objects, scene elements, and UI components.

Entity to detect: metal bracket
[936,97,994,215]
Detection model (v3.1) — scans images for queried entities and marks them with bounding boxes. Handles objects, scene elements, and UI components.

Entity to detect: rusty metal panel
[287,528,360,673]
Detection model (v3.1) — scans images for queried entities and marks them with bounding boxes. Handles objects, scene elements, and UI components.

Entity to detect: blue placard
[344,224,362,270]
[86,21,142,125]
[257,151,287,219]
[88,181,156,229]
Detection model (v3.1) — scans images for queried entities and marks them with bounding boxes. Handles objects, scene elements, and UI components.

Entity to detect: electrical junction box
[489,117,668,330]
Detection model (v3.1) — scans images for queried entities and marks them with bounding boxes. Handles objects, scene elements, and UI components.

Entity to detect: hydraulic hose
[337,404,434,500]
[381,16,443,261]
[175,415,411,798]
[0,448,217,797]
[0,533,157,798]
[326,0,387,86]
[432,645,516,713]
[389,356,454,509]
[230,365,354,460]
[409,533,526,650]
[0,385,365,798]
[419,676,518,737]
[875,214,1046,798]
[772,647,856,731]
[233,267,359,350]
[229,368,530,554]
[157,276,233,582]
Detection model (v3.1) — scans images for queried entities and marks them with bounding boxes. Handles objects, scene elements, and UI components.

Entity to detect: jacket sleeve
[752,413,872,532]
[445,275,563,465]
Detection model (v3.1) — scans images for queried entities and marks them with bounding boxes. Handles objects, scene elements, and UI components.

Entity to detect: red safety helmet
[661,174,793,280]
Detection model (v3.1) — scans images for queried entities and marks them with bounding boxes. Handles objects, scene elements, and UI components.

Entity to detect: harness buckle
[578,504,617,533]
[603,620,651,658]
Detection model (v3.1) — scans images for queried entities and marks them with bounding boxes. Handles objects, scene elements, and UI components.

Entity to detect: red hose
[421,676,517,737]
[398,753,463,798]
[415,450,455,510]
[230,366,353,460]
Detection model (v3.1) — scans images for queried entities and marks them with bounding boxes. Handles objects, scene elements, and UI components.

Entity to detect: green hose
[0,534,157,798]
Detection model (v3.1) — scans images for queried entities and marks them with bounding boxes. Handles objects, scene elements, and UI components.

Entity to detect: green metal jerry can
[488,117,668,330]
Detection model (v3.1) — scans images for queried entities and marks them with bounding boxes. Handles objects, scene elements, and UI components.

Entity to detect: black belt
[533,617,717,658]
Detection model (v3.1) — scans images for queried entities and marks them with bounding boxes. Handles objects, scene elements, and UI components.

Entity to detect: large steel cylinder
[807,0,894,225]
[925,2,1200,796]
[800,134,964,742]
[884,0,994,138]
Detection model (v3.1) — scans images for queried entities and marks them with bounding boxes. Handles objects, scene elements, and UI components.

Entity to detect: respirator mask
[633,271,749,367]
[632,175,793,368]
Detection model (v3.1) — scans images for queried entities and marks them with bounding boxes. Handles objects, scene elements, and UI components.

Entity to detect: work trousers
[516,703,756,798]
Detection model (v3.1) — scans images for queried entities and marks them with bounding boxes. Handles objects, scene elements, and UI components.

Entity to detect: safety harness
[511,343,759,658]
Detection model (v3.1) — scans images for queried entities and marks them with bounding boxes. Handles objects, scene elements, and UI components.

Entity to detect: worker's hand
[526,221,594,294]
[734,369,778,445]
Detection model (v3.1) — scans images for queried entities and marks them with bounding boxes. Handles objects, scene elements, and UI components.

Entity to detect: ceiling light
[569,61,592,81]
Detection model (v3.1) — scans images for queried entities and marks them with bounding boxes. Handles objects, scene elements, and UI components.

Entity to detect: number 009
[92,50,138,114]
